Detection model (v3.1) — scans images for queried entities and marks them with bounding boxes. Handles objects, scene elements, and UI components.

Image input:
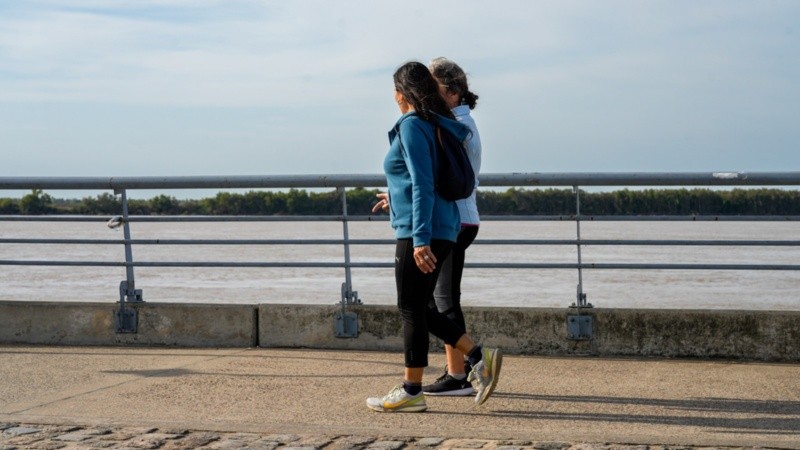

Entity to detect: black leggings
[395,238,466,368]
[432,225,479,332]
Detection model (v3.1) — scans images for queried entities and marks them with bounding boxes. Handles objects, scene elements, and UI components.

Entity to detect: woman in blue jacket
[366,61,501,413]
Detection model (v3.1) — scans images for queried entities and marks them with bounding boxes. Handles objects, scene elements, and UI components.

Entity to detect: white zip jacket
[452,104,482,226]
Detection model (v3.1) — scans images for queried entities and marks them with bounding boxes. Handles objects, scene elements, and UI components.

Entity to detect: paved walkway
[1,346,799,449]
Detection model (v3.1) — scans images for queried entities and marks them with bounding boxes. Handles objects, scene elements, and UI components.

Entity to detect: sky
[0,0,798,198]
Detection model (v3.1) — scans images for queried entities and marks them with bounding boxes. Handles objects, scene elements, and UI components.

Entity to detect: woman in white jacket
[422,57,484,396]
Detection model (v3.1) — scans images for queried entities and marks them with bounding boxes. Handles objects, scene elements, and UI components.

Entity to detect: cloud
[0,1,614,106]
[3,1,797,107]
[0,0,797,178]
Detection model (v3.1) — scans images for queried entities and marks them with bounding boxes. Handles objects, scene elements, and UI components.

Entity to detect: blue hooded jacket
[384,111,470,246]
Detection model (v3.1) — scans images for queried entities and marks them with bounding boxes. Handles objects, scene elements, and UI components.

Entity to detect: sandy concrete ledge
[259,304,800,361]
[0,301,257,347]
[592,308,800,360]
[1,301,798,361]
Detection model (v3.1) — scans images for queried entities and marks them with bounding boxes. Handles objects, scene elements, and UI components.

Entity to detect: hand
[413,245,436,274]
[371,192,390,213]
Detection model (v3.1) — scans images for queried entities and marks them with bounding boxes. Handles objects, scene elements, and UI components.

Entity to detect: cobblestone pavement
[0,423,783,450]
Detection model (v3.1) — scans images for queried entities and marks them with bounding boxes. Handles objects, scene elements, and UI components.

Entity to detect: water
[0,221,798,310]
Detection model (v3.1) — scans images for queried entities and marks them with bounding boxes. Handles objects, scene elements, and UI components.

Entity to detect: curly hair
[429,57,479,110]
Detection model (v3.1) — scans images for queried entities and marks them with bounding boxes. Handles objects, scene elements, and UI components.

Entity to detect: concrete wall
[0,301,257,347]
[259,304,800,361]
[2,301,799,361]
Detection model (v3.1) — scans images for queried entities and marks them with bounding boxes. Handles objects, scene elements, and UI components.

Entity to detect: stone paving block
[244,438,282,450]
[415,437,445,447]
[86,441,119,448]
[0,424,15,431]
[296,436,337,448]
[96,432,133,442]
[326,435,378,450]
[205,433,267,450]
[54,431,92,442]
[159,428,190,436]
[226,432,262,442]
[122,432,186,449]
[111,427,161,440]
[53,428,110,442]
[566,445,613,450]
[168,432,221,449]
[530,446,555,449]
[568,445,654,450]
[3,435,44,446]
[367,440,406,450]
[2,427,41,437]
[498,441,533,447]
[126,435,168,449]
[150,432,188,441]
[207,438,254,450]
[442,439,489,449]
[204,433,276,449]
[262,434,301,444]
[496,446,525,450]
[87,427,114,436]
[22,442,66,450]
[48,426,82,433]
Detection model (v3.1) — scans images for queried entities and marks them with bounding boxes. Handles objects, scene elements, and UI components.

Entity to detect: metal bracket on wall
[567,313,593,340]
[334,311,359,338]
[334,282,359,338]
[116,307,137,334]
[115,280,142,333]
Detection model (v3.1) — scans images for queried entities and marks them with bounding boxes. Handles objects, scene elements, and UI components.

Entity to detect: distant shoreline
[2,187,799,216]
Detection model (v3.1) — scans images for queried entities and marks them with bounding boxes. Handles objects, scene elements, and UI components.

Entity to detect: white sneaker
[366,384,427,412]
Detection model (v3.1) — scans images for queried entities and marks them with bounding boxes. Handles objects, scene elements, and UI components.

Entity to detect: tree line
[1,187,798,216]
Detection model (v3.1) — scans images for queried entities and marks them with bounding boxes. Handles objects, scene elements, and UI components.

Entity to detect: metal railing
[2,172,799,337]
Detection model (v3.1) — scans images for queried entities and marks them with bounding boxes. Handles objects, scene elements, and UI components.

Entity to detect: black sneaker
[422,371,475,396]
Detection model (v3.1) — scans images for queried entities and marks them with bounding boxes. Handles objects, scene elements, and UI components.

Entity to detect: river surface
[0,221,798,310]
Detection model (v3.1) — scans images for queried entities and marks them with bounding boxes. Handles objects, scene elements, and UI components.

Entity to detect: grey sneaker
[366,385,427,412]
[467,348,502,405]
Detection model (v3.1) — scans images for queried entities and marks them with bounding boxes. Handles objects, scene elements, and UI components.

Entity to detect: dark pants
[395,238,466,368]
[432,225,479,332]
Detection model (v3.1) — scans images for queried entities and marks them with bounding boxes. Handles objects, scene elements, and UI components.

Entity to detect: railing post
[113,188,143,334]
[567,185,594,341]
[334,187,359,338]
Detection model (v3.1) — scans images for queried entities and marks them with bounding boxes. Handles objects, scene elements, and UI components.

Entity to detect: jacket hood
[391,111,471,143]
[430,112,471,143]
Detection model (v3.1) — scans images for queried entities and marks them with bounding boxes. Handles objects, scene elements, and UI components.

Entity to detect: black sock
[467,345,483,366]
[403,381,422,395]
